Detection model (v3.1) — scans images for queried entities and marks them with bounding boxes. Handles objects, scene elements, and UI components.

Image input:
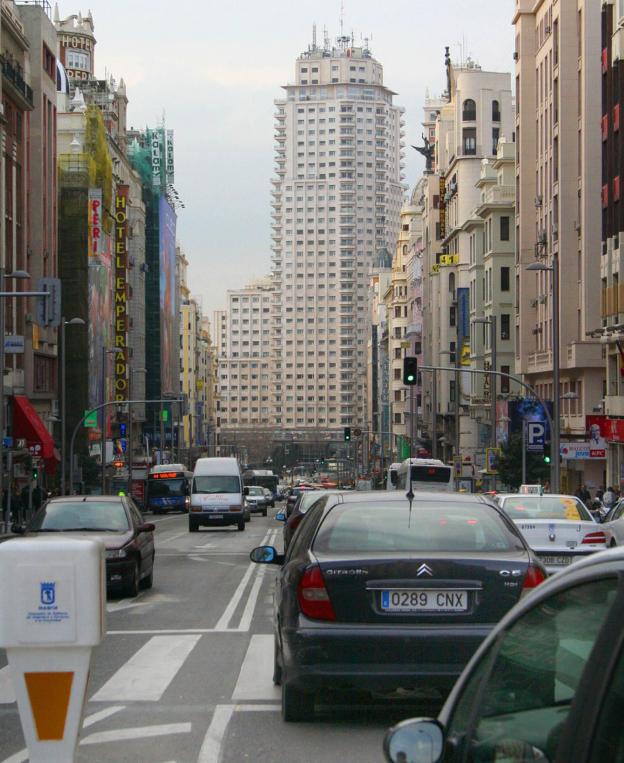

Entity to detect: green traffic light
[544,456,551,463]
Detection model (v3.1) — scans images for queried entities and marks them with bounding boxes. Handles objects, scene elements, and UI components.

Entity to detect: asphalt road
[0,506,443,763]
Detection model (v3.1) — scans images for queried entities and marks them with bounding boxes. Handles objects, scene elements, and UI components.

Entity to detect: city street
[0,508,439,763]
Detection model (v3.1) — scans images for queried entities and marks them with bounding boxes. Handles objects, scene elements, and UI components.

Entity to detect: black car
[383,546,624,763]
[251,491,545,722]
[285,486,317,515]
[14,495,155,597]
[280,490,331,550]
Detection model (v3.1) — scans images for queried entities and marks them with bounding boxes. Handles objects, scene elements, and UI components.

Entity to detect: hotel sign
[114,187,129,401]
[166,130,175,184]
[439,174,446,239]
[88,189,102,257]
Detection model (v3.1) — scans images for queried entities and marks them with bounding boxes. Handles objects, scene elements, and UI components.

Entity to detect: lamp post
[60,317,85,495]
[472,316,498,449]
[527,256,560,493]
[0,269,30,516]
[128,367,147,496]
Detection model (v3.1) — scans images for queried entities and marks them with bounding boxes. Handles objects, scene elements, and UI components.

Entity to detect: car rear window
[30,501,130,531]
[312,502,521,553]
[502,496,592,522]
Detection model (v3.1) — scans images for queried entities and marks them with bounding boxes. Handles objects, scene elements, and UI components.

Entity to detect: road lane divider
[91,635,200,702]
[197,704,234,763]
[213,528,273,631]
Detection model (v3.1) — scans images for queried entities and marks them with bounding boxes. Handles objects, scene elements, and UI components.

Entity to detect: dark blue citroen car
[251,491,545,722]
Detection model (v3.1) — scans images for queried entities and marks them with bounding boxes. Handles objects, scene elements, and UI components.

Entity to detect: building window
[462,99,476,121]
[500,216,510,241]
[500,314,510,340]
[492,100,501,122]
[492,127,500,155]
[462,128,477,155]
[449,305,456,327]
[501,365,510,394]
[500,266,510,291]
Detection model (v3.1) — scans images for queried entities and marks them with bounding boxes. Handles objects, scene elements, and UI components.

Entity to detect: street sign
[84,410,98,428]
[3,335,24,354]
[353,427,362,437]
[526,421,545,453]
[34,277,61,327]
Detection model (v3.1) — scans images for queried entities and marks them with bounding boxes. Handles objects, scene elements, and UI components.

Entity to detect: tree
[498,433,550,490]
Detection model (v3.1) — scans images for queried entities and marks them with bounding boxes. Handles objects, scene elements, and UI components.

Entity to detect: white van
[189,457,247,532]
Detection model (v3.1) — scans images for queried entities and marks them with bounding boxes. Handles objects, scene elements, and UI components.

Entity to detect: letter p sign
[526,421,545,453]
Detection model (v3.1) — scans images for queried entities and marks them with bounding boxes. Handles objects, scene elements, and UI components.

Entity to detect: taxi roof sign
[519,484,544,495]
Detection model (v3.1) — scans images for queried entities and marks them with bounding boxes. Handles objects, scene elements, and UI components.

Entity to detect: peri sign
[114,187,129,401]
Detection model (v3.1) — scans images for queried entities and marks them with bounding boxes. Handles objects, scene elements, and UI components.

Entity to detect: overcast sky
[59,0,515,313]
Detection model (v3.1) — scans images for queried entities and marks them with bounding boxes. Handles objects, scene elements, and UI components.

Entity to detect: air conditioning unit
[513,52,519,62]
[574,220,581,233]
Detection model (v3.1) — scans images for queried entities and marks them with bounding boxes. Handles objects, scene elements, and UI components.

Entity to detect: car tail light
[581,531,608,545]
[521,564,546,596]
[297,566,336,621]
[290,514,304,533]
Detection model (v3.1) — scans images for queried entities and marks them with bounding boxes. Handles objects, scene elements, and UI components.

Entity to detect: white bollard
[0,537,106,762]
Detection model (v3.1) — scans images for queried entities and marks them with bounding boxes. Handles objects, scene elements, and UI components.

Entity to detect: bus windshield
[147,477,187,498]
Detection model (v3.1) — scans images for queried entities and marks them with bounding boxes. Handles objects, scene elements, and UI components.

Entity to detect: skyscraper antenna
[340,0,344,38]
[312,22,317,49]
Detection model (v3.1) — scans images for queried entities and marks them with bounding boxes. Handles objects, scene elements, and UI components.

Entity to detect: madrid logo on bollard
[40,582,56,606]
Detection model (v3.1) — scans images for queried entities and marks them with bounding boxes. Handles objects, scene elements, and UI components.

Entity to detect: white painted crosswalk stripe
[0,665,16,704]
[232,634,280,701]
[91,635,200,702]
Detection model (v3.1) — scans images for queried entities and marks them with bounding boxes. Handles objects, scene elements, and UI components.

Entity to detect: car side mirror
[383,718,445,763]
[244,486,250,496]
[275,512,286,522]
[137,523,155,533]
[249,545,283,565]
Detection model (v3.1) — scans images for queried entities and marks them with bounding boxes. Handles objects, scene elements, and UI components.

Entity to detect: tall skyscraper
[270,33,405,440]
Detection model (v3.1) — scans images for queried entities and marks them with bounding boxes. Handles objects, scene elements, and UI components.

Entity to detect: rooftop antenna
[340,0,344,39]
[312,22,317,50]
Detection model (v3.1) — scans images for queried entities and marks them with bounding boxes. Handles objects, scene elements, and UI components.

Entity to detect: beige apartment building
[514,0,603,491]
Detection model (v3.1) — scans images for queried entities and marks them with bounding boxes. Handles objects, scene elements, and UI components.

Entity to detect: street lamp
[527,256,560,493]
[60,317,85,495]
[0,269,30,514]
[472,316,498,449]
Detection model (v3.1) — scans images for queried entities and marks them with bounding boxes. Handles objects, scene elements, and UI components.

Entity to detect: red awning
[12,395,59,474]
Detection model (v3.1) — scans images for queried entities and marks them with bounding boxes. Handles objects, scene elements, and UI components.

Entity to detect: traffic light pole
[68,398,184,495]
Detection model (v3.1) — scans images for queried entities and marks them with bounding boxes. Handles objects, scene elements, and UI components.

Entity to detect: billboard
[509,398,553,440]
[159,196,177,394]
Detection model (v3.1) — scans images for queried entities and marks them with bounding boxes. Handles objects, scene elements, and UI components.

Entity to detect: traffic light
[344,427,351,442]
[403,356,418,386]
[543,454,551,464]
[32,464,38,482]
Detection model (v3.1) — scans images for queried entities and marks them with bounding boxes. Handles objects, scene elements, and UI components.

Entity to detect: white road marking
[234,704,281,712]
[238,566,267,632]
[81,722,191,745]
[107,628,241,635]
[197,705,234,763]
[0,706,126,763]
[91,635,200,702]
[232,635,280,701]
[213,528,272,631]
[194,541,215,549]
[0,665,15,704]
[83,705,126,727]
[106,597,146,613]
[157,530,190,546]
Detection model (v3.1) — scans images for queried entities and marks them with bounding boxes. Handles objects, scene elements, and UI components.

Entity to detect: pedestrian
[596,485,605,502]
[603,486,617,509]
[580,484,591,504]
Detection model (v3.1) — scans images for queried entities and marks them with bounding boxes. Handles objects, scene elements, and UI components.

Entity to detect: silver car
[497,494,609,574]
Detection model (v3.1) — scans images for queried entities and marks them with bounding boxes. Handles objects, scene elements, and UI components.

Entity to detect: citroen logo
[416,563,433,577]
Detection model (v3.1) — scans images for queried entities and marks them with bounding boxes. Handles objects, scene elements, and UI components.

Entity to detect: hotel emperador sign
[114,188,129,401]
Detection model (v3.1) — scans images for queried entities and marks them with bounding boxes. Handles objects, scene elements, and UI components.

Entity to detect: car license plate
[539,555,574,566]
[381,590,468,612]
[210,514,224,519]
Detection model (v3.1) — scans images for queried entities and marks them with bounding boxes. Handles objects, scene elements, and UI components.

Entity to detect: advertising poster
[159,196,177,394]
[509,398,553,439]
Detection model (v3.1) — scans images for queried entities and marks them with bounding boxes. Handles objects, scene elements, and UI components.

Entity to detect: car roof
[47,495,125,503]
[337,490,495,504]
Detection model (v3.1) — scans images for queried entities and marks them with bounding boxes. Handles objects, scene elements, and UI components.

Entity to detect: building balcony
[605,396,624,417]
[1,56,33,110]
[526,350,552,373]
[566,341,603,369]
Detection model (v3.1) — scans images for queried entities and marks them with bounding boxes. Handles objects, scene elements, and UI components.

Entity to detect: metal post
[490,315,497,449]
[101,346,107,495]
[409,386,415,461]
[431,368,437,459]
[159,402,165,464]
[454,350,460,462]
[522,418,527,485]
[552,253,560,493]
[0,266,5,522]
[60,319,67,495]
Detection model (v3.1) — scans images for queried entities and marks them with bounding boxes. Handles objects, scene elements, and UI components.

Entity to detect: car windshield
[29,501,130,532]
[313,502,522,553]
[193,475,240,494]
[502,496,592,521]
[248,487,264,496]
[148,478,187,497]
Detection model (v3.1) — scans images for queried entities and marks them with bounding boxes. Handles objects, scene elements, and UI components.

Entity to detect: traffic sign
[34,277,61,327]
[84,410,98,428]
[353,427,362,437]
[526,421,545,453]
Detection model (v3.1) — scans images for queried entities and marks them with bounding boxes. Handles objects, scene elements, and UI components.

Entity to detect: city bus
[146,464,193,514]
[242,469,279,498]
[394,457,455,492]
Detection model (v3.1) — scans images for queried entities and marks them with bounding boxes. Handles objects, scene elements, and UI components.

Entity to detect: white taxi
[496,493,610,574]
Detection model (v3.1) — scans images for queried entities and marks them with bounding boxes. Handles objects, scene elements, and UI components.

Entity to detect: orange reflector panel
[24,671,73,740]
